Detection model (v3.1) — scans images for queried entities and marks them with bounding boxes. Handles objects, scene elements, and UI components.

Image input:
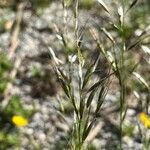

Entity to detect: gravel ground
[0,1,149,149]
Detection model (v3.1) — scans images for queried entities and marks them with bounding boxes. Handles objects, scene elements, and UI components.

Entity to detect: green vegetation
[0,52,12,93]
[0,52,33,148]
[0,0,149,149]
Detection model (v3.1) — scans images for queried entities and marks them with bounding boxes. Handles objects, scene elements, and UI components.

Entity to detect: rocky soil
[0,1,149,149]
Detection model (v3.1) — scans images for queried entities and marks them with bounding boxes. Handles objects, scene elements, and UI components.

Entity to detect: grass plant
[0,0,149,149]
[54,0,150,149]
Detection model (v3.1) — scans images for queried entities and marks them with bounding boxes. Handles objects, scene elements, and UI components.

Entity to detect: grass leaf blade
[97,0,110,15]
[86,88,97,108]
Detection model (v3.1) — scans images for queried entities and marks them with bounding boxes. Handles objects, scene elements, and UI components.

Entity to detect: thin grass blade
[141,45,150,55]
[95,86,105,114]
[127,0,138,12]
[79,97,85,119]
[118,6,124,26]
[97,0,110,15]
[122,105,128,122]
[133,72,149,90]
[59,78,70,98]
[101,27,115,44]
[57,68,70,83]
[86,88,97,108]
[88,79,104,93]
[82,55,100,89]
[82,120,95,142]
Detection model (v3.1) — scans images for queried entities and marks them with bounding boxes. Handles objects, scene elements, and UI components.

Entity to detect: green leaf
[127,0,138,12]
[82,55,100,89]
[82,120,95,142]
[0,80,8,93]
[86,88,97,108]
[59,78,70,98]
[0,52,12,71]
[79,97,85,119]
[95,86,106,114]
[5,95,32,117]
[57,68,70,84]
[88,78,105,93]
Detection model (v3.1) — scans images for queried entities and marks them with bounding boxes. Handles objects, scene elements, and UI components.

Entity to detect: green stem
[119,83,125,150]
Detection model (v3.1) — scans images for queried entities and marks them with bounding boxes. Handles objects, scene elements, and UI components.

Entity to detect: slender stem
[146,89,150,114]
[74,0,79,47]
[119,82,125,150]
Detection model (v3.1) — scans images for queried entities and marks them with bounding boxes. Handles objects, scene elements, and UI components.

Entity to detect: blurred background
[0,0,149,149]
